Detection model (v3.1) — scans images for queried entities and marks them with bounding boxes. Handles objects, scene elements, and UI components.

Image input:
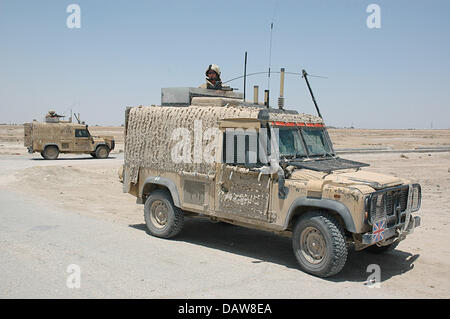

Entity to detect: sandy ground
[329,128,450,150]
[0,125,449,298]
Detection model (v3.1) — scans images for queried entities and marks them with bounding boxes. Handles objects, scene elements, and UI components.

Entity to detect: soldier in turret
[45,110,58,118]
[199,64,223,90]
[45,109,64,123]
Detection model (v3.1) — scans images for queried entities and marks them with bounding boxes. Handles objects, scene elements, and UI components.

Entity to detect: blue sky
[0,0,449,128]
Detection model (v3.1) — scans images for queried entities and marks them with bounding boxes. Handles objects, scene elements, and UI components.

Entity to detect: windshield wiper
[280,154,296,160]
[283,154,307,162]
[321,152,336,158]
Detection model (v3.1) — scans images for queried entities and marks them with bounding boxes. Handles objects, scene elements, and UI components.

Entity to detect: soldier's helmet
[48,110,55,115]
[206,64,221,79]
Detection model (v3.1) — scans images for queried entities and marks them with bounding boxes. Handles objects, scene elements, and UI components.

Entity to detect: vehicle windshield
[274,127,333,158]
[277,128,307,158]
[301,128,333,156]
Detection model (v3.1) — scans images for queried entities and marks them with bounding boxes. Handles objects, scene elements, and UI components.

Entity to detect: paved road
[0,155,420,298]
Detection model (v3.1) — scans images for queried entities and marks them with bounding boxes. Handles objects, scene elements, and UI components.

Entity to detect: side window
[75,129,89,138]
[222,129,261,166]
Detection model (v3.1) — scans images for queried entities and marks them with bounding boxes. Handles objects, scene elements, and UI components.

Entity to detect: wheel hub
[150,200,168,229]
[300,227,326,264]
[98,148,107,158]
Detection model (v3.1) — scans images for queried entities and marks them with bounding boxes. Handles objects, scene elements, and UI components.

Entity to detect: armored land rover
[122,87,421,277]
[24,116,115,160]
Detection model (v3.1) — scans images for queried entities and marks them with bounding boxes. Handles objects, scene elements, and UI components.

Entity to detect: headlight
[373,193,386,222]
[410,183,421,212]
[366,193,387,224]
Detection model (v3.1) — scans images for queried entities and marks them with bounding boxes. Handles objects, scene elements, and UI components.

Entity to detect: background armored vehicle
[123,85,422,278]
[24,113,115,160]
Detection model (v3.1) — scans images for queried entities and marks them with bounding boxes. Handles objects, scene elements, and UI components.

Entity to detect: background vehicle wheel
[292,211,348,278]
[144,189,184,238]
[42,145,59,160]
[95,145,109,159]
[366,240,400,254]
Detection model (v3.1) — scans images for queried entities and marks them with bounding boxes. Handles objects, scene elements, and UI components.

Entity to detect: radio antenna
[267,22,274,91]
[302,69,323,119]
[267,0,279,95]
[243,51,247,101]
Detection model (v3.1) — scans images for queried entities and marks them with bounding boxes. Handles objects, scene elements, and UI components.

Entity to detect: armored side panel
[217,166,272,222]
[161,87,244,107]
[45,117,59,123]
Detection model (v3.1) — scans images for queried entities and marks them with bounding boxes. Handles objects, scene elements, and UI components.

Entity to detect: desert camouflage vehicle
[122,87,422,277]
[24,115,115,160]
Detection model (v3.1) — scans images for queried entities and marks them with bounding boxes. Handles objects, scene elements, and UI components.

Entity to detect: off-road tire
[144,189,184,239]
[292,211,348,278]
[366,240,400,254]
[90,153,97,158]
[95,145,109,159]
[42,145,59,160]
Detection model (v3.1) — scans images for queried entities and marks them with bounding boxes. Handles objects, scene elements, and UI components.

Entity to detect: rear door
[24,123,32,148]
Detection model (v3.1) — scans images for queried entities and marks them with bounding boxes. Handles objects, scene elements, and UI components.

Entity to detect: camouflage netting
[124,103,323,187]
[267,112,323,123]
[125,105,258,185]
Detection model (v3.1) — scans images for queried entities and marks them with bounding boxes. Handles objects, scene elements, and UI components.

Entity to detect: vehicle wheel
[42,145,59,160]
[366,240,400,254]
[144,189,184,238]
[90,153,97,158]
[95,145,109,159]
[292,211,348,278]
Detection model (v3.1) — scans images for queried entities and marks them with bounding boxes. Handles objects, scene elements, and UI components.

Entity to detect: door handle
[219,182,229,193]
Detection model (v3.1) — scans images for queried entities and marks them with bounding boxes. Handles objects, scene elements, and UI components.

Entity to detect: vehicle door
[74,128,92,152]
[214,122,274,222]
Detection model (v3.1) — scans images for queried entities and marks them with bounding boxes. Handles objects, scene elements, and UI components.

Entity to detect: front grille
[385,187,408,216]
[368,185,409,225]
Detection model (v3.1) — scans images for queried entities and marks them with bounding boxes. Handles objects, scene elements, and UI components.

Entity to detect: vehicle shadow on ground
[31,156,117,161]
[330,249,419,284]
[130,218,419,283]
[129,218,300,270]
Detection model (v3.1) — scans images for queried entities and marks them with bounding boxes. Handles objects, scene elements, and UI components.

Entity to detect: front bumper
[362,215,421,245]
